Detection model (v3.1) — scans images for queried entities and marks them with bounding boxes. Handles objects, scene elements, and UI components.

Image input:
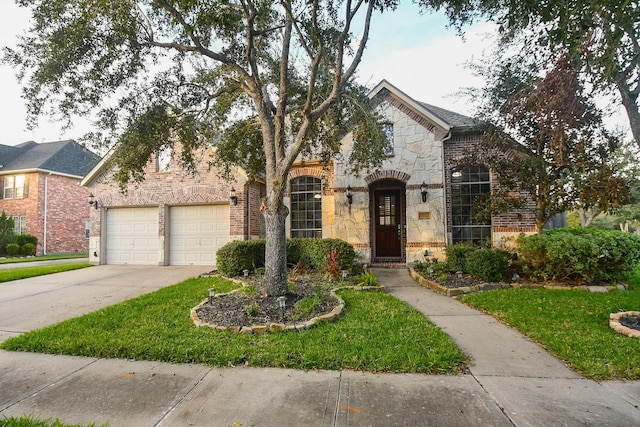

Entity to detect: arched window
[290,177,322,238]
[451,166,491,244]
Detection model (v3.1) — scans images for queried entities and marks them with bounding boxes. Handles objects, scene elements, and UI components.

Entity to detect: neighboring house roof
[369,79,479,132]
[0,140,100,178]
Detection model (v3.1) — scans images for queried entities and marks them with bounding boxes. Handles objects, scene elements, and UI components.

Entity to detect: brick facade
[0,172,91,255]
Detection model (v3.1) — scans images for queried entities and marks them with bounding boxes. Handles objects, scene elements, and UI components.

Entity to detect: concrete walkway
[0,266,639,426]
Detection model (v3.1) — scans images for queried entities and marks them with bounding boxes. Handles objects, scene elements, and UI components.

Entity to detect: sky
[0,2,628,147]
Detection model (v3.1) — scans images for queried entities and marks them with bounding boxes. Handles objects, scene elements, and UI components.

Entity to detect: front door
[374,189,402,258]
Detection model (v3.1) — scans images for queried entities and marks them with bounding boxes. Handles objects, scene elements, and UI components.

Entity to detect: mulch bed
[195,274,340,327]
[620,314,640,331]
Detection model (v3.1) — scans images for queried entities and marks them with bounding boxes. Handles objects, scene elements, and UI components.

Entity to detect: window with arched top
[451,166,491,244]
[290,177,322,238]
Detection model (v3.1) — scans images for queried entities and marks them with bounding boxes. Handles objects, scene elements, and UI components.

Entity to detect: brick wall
[0,172,91,255]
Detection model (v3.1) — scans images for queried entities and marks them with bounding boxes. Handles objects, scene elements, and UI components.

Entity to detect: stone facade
[0,171,91,255]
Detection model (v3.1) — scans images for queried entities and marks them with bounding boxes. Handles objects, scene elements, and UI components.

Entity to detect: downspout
[441,130,452,247]
[43,173,51,255]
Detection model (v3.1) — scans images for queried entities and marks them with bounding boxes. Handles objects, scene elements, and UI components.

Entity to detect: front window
[3,175,28,199]
[85,219,90,239]
[381,123,394,156]
[12,215,26,235]
[290,177,322,238]
[451,166,491,245]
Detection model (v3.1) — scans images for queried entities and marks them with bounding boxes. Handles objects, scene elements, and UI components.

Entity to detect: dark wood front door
[375,189,402,258]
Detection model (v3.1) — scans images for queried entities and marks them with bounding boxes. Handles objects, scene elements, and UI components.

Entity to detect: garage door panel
[169,204,230,266]
[106,207,159,265]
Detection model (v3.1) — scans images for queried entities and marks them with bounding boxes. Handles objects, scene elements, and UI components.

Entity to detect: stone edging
[609,311,640,338]
[408,267,627,297]
[190,285,384,334]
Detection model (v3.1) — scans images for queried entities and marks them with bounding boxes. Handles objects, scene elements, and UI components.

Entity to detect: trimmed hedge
[517,228,640,283]
[444,243,477,272]
[463,249,509,282]
[216,238,356,276]
[6,243,19,256]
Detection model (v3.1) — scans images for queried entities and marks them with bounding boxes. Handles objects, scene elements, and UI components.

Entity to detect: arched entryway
[369,179,406,263]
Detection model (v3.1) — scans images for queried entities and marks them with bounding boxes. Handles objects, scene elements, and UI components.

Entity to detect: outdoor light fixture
[88,193,99,210]
[346,185,353,205]
[243,269,250,277]
[452,168,463,179]
[420,181,429,203]
[230,187,238,206]
[208,288,216,304]
[277,296,287,319]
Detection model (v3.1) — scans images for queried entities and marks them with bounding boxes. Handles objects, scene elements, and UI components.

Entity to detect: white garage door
[169,204,230,266]
[106,207,159,265]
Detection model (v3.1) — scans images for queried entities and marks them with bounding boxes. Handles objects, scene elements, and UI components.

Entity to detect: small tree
[460,56,631,234]
[0,211,16,254]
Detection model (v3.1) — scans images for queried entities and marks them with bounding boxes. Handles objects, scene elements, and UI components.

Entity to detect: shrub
[517,228,640,283]
[6,243,19,256]
[463,249,509,282]
[216,238,355,276]
[445,243,477,272]
[357,271,378,286]
[0,211,16,254]
[16,234,37,247]
[20,243,35,256]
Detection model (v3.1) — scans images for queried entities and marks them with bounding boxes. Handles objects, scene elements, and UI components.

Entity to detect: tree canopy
[5,0,396,295]
[459,55,631,234]
[422,0,640,147]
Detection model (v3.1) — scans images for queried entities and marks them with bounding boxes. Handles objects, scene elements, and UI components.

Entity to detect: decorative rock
[252,325,268,334]
[239,326,253,334]
[269,323,286,332]
[609,311,640,338]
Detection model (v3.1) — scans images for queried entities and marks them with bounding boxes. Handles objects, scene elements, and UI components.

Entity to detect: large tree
[4,0,395,296]
[461,56,631,234]
[422,0,640,148]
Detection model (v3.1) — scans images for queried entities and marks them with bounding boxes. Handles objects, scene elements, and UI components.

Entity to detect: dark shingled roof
[418,102,478,130]
[0,140,100,177]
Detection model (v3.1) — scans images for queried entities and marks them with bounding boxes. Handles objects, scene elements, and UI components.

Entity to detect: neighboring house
[82,80,537,267]
[0,140,100,255]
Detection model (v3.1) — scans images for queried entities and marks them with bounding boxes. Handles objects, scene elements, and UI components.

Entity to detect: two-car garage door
[105,205,230,266]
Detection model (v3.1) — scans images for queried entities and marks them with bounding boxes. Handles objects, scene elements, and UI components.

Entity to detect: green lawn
[1,276,467,374]
[0,253,88,265]
[0,415,106,427]
[459,275,640,380]
[0,263,93,283]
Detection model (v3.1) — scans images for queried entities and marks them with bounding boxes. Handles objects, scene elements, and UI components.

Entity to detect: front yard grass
[0,263,93,283]
[0,253,88,265]
[0,276,467,374]
[459,270,640,380]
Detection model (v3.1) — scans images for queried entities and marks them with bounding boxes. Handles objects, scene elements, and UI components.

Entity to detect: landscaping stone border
[609,311,640,338]
[408,267,627,297]
[190,284,384,333]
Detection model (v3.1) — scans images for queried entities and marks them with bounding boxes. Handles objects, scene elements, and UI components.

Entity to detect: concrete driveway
[0,265,209,343]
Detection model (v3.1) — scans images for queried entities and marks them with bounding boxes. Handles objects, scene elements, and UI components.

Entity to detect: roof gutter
[0,168,83,180]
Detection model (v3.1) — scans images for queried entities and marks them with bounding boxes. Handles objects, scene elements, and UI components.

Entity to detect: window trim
[450,166,492,245]
[290,176,323,238]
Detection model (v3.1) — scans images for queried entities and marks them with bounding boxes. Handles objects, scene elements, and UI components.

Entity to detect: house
[81,80,537,267]
[0,140,100,255]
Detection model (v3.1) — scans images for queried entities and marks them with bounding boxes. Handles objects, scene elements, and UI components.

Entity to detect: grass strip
[0,415,106,427]
[0,253,88,265]
[0,263,93,283]
[1,276,467,374]
[459,285,640,380]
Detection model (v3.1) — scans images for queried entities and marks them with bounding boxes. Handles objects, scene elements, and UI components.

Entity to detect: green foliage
[292,293,324,320]
[357,271,378,287]
[463,249,509,282]
[0,211,16,254]
[20,243,36,256]
[0,414,107,427]
[325,248,341,279]
[445,243,477,272]
[517,228,640,283]
[6,244,19,256]
[217,238,355,277]
[414,259,449,277]
[16,234,37,246]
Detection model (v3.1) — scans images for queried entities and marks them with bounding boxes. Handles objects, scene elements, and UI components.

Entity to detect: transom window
[3,175,28,199]
[451,166,491,245]
[290,177,322,238]
[156,147,171,172]
[381,123,394,156]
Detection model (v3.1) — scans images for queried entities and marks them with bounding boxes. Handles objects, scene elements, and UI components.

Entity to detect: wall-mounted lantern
[420,182,429,203]
[88,193,99,210]
[346,185,353,205]
[230,187,238,206]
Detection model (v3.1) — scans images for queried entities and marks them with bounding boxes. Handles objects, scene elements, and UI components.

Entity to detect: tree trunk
[263,197,289,297]
[578,208,600,227]
[617,80,640,149]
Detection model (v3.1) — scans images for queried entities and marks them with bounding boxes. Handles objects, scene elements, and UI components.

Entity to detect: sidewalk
[1,267,639,426]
